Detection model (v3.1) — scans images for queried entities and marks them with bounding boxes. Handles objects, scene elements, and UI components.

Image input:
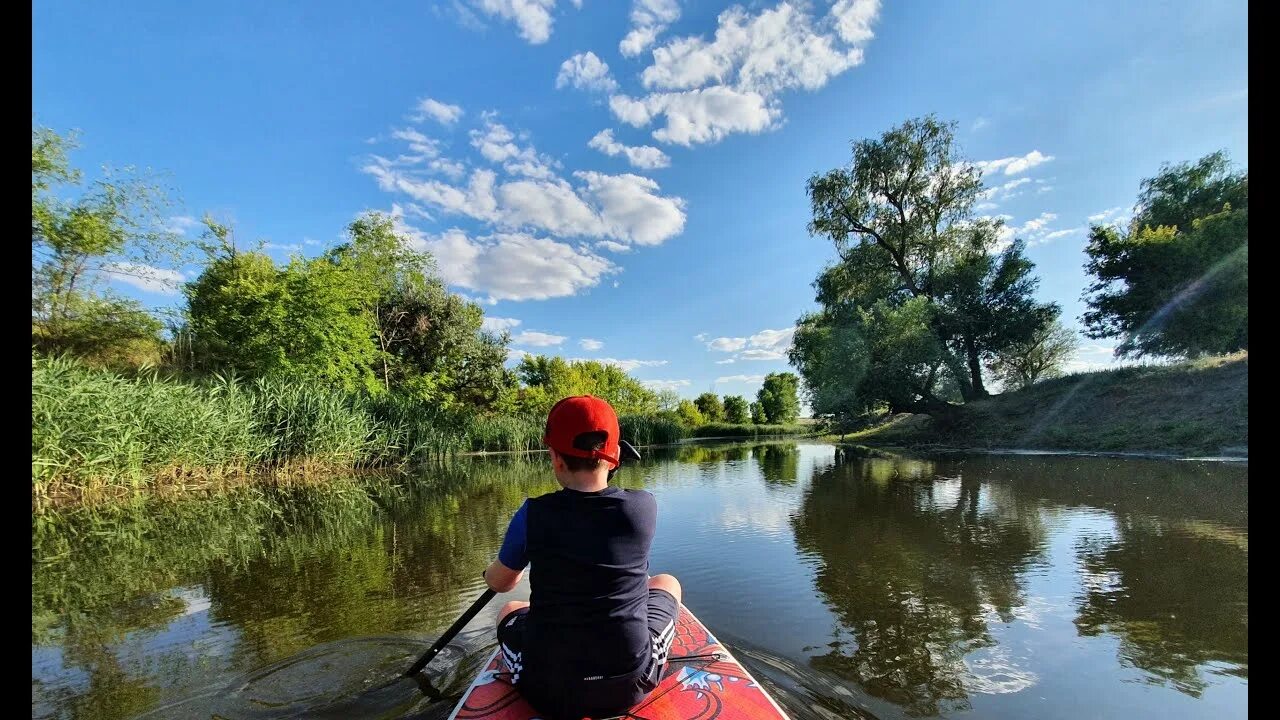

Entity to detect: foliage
[757,372,801,424]
[722,395,750,424]
[1083,152,1248,358]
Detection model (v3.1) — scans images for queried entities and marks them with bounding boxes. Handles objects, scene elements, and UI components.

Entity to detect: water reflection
[792,453,1045,715]
[31,444,1248,720]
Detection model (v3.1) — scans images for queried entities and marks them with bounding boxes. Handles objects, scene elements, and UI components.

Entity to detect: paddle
[405,587,498,678]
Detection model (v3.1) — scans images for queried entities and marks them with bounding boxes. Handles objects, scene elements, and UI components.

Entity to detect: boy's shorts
[496,588,680,692]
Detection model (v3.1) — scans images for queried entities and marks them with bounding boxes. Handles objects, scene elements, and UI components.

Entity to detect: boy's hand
[483,558,523,593]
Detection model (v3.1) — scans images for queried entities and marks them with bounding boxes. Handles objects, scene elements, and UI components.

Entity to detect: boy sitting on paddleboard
[482,395,682,719]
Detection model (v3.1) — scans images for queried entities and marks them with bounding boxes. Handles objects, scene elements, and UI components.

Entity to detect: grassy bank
[842,353,1248,457]
[31,356,815,500]
[32,355,545,498]
[690,422,815,439]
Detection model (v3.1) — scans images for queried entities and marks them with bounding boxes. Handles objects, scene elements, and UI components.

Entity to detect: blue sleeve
[497,501,529,571]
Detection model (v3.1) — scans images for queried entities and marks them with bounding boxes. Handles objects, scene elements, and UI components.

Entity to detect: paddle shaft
[405,588,497,677]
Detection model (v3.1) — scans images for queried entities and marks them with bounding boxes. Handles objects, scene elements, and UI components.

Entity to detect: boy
[482,395,682,719]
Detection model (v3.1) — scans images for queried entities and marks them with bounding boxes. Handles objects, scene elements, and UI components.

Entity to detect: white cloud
[620,25,663,58]
[365,100,691,304]
[512,330,567,346]
[165,215,201,235]
[971,117,989,132]
[620,0,681,57]
[611,86,781,146]
[612,0,879,146]
[103,262,185,295]
[979,177,1031,203]
[263,242,303,253]
[596,240,632,253]
[303,237,321,246]
[1088,206,1132,226]
[579,338,604,351]
[575,171,687,245]
[367,127,685,247]
[987,212,1071,251]
[643,378,690,392]
[975,202,998,211]
[412,98,463,125]
[391,128,439,154]
[588,129,672,170]
[482,316,522,332]
[830,0,879,44]
[470,120,557,179]
[747,327,795,351]
[472,0,560,44]
[976,150,1054,176]
[1038,228,1079,243]
[701,326,794,360]
[399,224,619,302]
[1019,212,1057,235]
[715,358,736,364]
[507,348,530,363]
[715,374,766,384]
[709,337,747,352]
[641,2,868,94]
[570,358,668,371]
[556,51,619,93]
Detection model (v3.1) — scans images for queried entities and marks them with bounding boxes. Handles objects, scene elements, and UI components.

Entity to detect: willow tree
[796,116,1056,416]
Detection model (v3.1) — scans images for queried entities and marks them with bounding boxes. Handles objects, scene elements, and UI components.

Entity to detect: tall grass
[620,413,687,446]
[34,356,550,497]
[689,422,814,439]
[33,355,817,499]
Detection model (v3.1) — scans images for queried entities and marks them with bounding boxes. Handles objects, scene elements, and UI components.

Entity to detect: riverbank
[841,352,1248,458]
[31,355,811,504]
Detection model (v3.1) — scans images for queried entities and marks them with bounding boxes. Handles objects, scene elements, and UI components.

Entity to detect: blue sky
[33,0,1248,400]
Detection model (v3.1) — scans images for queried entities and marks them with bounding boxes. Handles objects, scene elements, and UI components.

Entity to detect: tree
[693,392,723,422]
[757,372,800,424]
[184,237,380,392]
[988,320,1079,390]
[323,213,434,389]
[800,116,1056,411]
[376,281,512,409]
[516,356,660,416]
[723,395,750,424]
[749,401,766,425]
[675,399,705,427]
[1083,152,1248,358]
[32,127,180,367]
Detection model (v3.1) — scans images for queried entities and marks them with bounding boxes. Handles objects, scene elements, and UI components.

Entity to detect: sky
[33,0,1249,401]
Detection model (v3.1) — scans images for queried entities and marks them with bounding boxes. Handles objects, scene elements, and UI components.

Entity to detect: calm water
[31,442,1248,719]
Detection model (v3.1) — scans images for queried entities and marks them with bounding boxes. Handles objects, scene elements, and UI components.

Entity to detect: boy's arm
[484,501,528,593]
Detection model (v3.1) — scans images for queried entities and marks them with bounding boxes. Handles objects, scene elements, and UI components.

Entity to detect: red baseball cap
[544,395,621,468]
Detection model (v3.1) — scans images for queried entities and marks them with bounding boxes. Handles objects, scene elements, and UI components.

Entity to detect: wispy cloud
[412,97,463,125]
[975,150,1054,176]
[512,330,567,346]
[103,262,185,295]
[643,378,690,392]
[588,129,671,170]
[579,338,604,351]
[482,316,522,332]
[715,374,766,385]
